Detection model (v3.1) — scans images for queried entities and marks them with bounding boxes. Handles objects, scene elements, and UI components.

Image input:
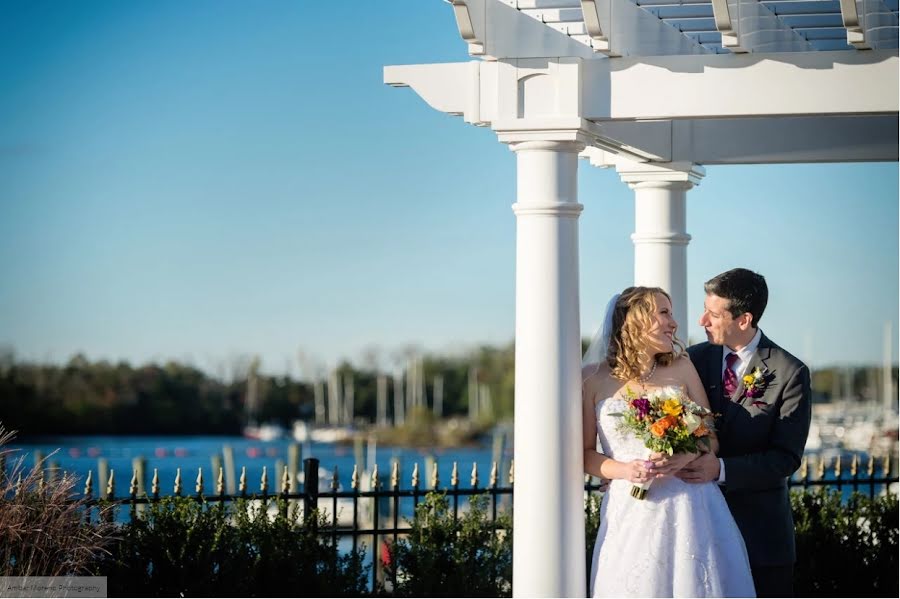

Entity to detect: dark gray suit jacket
[688,332,812,568]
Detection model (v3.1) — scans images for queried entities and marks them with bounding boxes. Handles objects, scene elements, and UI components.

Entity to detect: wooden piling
[223,444,237,495]
[98,458,109,499]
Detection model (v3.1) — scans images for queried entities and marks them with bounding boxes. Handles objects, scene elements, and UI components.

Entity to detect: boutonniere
[741,367,771,406]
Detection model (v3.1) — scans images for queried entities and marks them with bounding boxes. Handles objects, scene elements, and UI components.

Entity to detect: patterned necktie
[723,352,739,399]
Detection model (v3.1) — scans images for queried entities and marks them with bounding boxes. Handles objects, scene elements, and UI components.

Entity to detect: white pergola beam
[592,114,899,163]
[385,52,898,162]
[519,7,585,22]
[386,49,897,122]
[513,0,582,7]
[461,0,708,57]
[576,0,707,56]
[869,0,900,48]
[669,115,899,163]
[711,0,814,53]
[596,49,898,119]
[447,0,597,59]
[456,0,896,60]
[844,0,900,49]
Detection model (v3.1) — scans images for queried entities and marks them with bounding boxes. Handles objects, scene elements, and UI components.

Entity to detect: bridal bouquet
[612,386,714,499]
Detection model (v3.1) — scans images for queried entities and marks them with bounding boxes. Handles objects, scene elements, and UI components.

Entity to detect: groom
[678,268,812,598]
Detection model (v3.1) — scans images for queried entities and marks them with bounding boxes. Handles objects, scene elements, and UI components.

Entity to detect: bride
[582,286,755,598]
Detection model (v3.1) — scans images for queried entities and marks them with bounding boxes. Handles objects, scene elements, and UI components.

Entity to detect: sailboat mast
[884,322,894,419]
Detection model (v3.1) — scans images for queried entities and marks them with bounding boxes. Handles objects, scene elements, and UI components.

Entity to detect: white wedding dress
[589,391,756,598]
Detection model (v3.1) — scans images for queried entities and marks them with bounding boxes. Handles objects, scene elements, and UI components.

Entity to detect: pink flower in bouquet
[631,398,651,419]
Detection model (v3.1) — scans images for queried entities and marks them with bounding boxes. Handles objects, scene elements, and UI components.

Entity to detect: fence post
[371,465,381,592]
[130,469,139,522]
[216,467,225,505]
[389,459,401,593]
[84,470,94,524]
[151,468,160,501]
[280,464,290,519]
[834,455,842,493]
[304,457,320,531]
[104,469,115,524]
[330,466,340,550]
[451,462,459,522]
[798,456,809,492]
[490,462,499,523]
[288,443,301,517]
[351,464,360,555]
[132,456,146,519]
[867,455,876,497]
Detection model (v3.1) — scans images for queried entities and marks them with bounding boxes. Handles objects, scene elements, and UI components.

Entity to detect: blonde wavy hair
[607,286,685,382]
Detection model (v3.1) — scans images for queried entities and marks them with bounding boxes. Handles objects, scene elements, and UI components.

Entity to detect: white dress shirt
[721,327,762,381]
[717,328,763,484]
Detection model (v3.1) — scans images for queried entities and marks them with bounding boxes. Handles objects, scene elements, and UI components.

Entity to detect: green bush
[101,497,368,597]
[90,487,898,597]
[385,493,512,597]
[792,488,898,598]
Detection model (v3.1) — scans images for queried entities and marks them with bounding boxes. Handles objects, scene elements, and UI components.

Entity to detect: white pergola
[385,1,898,596]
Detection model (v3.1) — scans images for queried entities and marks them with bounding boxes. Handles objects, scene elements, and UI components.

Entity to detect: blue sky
[1,1,897,377]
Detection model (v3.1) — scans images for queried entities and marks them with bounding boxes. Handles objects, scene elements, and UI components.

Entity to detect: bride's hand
[616,459,656,484]
[647,451,699,477]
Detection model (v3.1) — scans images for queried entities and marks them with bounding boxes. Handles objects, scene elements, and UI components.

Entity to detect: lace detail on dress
[595,396,650,463]
[589,392,756,598]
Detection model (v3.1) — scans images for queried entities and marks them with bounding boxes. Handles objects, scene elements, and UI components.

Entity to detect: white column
[618,164,705,338]
[382,54,591,596]
[507,139,586,598]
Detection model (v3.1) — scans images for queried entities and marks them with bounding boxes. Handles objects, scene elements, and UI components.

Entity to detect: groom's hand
[675,451,720,483]
[647,451,697,476]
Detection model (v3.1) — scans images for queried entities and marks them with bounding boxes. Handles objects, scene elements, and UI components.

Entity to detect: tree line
[0,346,892,437]
[0,347,514,437]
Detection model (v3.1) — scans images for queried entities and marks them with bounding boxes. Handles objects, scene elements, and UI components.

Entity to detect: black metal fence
[792,452,897,495]
[65,452,897,592]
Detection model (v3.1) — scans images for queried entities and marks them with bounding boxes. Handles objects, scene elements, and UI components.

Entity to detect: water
[2,434,512,498]
[3,435,892,502]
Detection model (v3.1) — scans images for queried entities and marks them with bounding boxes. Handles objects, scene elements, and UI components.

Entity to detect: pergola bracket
[710,0,747,52]
[580,0,618,56]
[449,0,486,56]
[839,0,872,49]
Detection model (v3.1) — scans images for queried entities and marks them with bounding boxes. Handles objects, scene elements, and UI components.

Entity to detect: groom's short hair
[704,268,768,326]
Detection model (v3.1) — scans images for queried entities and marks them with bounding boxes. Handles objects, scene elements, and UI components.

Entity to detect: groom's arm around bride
[677,268,812,599]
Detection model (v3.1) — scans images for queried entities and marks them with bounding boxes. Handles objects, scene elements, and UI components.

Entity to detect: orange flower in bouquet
[611,386,716,499]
